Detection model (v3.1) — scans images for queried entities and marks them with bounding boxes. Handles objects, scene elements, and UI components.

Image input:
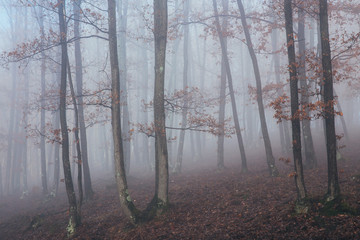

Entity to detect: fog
[0,0,359,227]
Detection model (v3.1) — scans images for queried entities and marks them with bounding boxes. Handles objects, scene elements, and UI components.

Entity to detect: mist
[0,0,359,239]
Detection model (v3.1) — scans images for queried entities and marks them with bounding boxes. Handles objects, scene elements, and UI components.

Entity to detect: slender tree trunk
[217,0,229,170]
[153,0,169,211]
[67,56,83,223]
[284,0,307,204]
[236,0,277,176]
[39,7,48,195]
[73,0,93,199]
[117,0,131,175]
[141,36,150,170]
[298,5,317,169]
[319,0,340,201]
[58,1,80,235]
[213,0,247,173]
[0,162,2,198]
[5,65,17,195]
[52,110,60,196]
[174,0,190,174]
[108,0,138,223]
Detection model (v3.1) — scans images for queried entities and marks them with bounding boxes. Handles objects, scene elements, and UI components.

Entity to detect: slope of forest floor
[1,151,360,239]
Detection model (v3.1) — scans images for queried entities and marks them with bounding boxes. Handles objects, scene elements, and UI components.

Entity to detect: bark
[58,0,80,235]
[236,0,277,176]
[153,0,169,211]
[167,26,180,168]
[319,0,340,201]
[73,0,94,199]
[213,0,248,173]
[108,0,138,224]
[174,0,190,174]
[217,0,229,170]
[39,6,48,194]
[0,162,2,198]
[298,5,317,169]
[5,64,17,195]
[284,0,307,202]
[117,0,131,175]
[141,33,150,170]
[52,110,60,196]
[67,56,83,222]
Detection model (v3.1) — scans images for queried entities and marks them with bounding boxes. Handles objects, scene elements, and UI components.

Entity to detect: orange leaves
[279,157,291,164]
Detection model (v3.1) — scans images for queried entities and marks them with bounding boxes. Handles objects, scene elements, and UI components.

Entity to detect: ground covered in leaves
[1,152,360,239]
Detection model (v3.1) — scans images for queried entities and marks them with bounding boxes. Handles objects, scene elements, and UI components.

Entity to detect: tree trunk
[5,64,17,195]
[284,0,307,204]
[140,34,150,170]
[153,0,169,211]
[217,0,228,170]
[39,6,48,195]
[108,0,138,224]
[67,56,83,223]
[52,110,61,196]
[174,0,190,174]
[319,0,340,201]
[58,0,80,236]
[117,0,131,175]
[298,5,317,169]
[73,0,94,199]
[236,0,277,176]
[213,0,248,173]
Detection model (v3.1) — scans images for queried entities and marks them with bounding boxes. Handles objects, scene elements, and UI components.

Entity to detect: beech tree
[236,0,276,176]
[217,0,229,170]
[174,0,190,174]
[297,2,317,169]
[284,0,307,210]
[319,0,340,201]
[117,0,131,175]
[108,0,139,224]
[73,0,94,199]
[153,0,170,212]
[212,0,248,173]
[58,0,80,236]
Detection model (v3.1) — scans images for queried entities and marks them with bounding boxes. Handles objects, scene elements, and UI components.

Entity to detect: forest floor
[1,149,360,239]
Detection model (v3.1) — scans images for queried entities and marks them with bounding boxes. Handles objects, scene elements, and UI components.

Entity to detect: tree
[108,0,139,224]
[284,0,307,210]
[58,0,80,235]
[236,0,278,176]
[38,3,48,195]
[174,0,190,174]
[73,0,94,199]
[297,2,317,169]
[212,0,247,173]
[217,0,228,170]
[117,0,131,175]
[319,0,340,201]
[153,0,169,211]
